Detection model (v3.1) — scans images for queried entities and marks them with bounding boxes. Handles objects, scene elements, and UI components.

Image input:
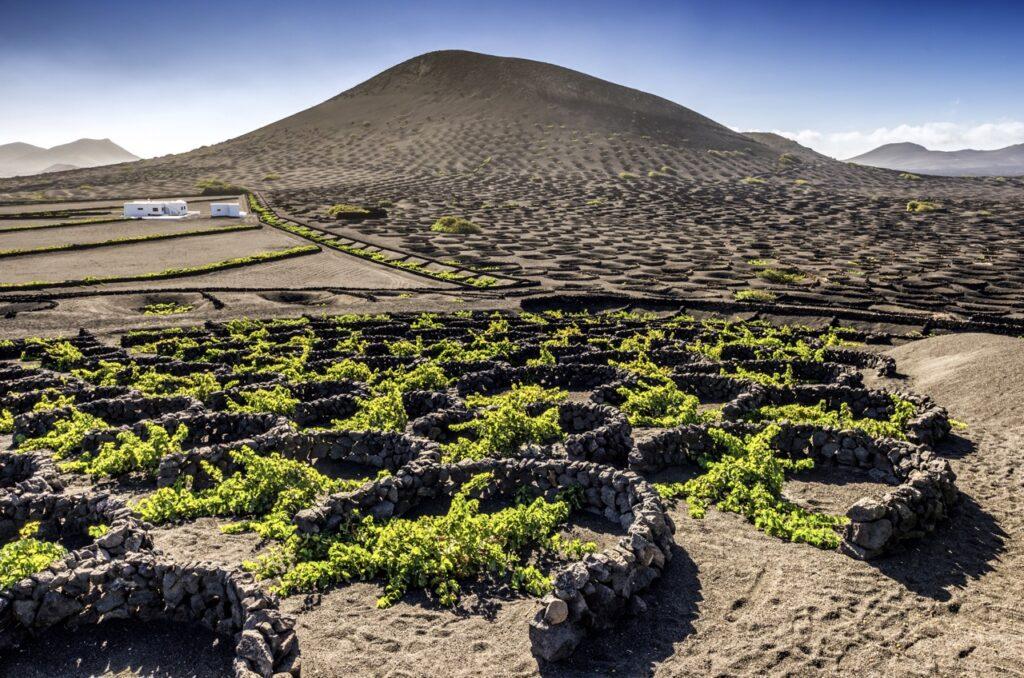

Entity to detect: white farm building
[210,202,244,218]
[123,200,190,219]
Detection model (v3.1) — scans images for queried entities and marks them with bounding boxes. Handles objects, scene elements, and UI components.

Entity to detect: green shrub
[327,203,371,218]
[248,472,582,607]
[442,386,567,462]
[720,364,796,388]
[134,446,353,540]
[0,522,67,590]
[60,423,187,478]
[333,388,407,432]
[226,385,299,416]
[19,408,110,457]
[751,396,914,440]
[906,200,941,213]
[142,302,193,316]
[680,425,847,548]
[734,289,777,302]
[617,382,710,428]
[431,216,481,234]
[756,268,806,284]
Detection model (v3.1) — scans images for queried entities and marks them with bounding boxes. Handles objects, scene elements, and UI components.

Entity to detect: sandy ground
[0,218,243,251]
[0,225,300,284]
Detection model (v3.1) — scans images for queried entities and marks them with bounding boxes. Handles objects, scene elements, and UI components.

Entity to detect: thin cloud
[743,121,1024,159]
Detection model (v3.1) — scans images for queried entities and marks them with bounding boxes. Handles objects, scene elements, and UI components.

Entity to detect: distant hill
[39,163,79,174]
[848,141,1024,176]
[0,138,138,177]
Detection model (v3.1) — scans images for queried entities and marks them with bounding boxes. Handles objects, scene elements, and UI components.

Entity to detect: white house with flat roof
[123,200,190,219]
[210,202,244,217]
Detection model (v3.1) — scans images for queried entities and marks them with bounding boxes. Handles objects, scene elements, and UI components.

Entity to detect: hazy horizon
[3,0,1023,160]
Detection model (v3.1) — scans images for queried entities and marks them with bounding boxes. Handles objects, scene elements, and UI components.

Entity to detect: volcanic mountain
[0,138,138,178]
[0,50,871,199]
[848,141,1024,176]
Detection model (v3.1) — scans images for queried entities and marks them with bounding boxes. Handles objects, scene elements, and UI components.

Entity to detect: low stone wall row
[2,383,134,416]
[822,347,897,377]
[719,382,951,444]
[0,373,69,400]
[455,363,631,397]
[0,552,300,677]
[0,452,65,497]
[156,427,440,490]
[293,456,675,662]
[676,358,863,387]
[75,410,288,459]
[0,489,151,560]
[12,394,201,440]
[560,401,634,465]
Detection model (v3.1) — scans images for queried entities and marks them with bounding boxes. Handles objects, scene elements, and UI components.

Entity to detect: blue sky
[2,0,1022,158]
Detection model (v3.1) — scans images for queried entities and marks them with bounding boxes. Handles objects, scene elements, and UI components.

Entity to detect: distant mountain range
[847,142,1024,177]
[0,138,138,177]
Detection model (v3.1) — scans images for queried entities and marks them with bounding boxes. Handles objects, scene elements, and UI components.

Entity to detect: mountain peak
[0,137,138,178]
[876,142,928,151]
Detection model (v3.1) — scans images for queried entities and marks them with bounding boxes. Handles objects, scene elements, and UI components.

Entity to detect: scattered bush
[756,268,806,284]
[431,216,481,234]
[327,203,371,218]
[142,302,193,316]
[196,178,247,195]
[906,200,941,213]
[734,289,777,302]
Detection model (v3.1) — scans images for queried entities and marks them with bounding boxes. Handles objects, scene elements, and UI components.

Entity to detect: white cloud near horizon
[741,121,1024,159]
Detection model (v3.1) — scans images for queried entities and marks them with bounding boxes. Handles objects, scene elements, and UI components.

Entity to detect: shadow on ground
[539,543,701,677]
[934,432,976,460]
[871,493,1006,601]
[0,618,234,677]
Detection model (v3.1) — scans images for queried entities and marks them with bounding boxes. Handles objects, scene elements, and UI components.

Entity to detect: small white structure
[123,200,190,219]
[210,202,244,218]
